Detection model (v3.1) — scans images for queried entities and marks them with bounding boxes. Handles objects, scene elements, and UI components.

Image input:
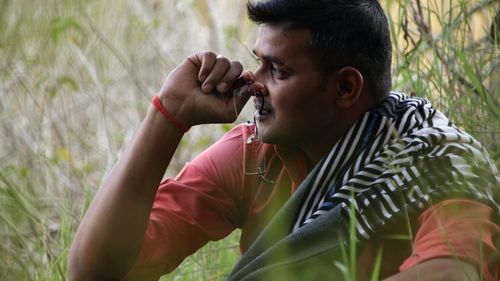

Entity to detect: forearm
[383,258,479,281]
[68,51,250,280]
[68,104,184,281]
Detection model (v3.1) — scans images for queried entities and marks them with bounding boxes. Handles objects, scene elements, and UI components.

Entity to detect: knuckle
[217,56,230,66]
[199,51,217,67]
[231,60,243,68]
[231,61,243,72]
[202,50,216,57]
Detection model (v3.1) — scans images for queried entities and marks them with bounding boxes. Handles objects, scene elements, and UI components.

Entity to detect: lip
[254,111,272,122]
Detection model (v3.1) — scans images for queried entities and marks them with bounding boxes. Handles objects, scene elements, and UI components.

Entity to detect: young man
[68,0,499,280]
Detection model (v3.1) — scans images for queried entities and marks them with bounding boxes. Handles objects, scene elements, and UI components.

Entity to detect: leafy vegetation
[0,0,498,280]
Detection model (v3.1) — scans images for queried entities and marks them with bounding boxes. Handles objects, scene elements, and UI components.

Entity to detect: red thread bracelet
[152,95,190,133]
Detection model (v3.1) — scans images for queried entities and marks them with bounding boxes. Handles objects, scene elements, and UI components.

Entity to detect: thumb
[230,71,255,115]
[232,84,253,115]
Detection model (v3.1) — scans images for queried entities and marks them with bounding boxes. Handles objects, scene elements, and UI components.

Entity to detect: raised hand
[157,51,253,126]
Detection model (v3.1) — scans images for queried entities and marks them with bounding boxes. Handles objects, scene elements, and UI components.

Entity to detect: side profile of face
[252,23,341,153]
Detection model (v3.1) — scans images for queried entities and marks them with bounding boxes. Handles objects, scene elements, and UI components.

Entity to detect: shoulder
[217,122,257,144]
[193,123,257,160]
[184,123,261,180]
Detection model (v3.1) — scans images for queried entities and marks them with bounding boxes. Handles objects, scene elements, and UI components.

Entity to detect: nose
[253,64,265,84]
[250,66,268,97]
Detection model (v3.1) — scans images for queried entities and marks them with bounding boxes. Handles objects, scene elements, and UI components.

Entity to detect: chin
[257,130,291,146]
[256,121,294,145]
[255,126,275,144]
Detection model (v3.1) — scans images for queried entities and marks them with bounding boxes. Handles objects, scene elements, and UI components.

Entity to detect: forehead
[254,24,316,66]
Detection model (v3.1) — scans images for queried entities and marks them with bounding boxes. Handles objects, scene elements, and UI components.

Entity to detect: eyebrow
[252,49,285,66]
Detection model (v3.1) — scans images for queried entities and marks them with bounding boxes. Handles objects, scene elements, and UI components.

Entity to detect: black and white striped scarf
[292,92,500,239]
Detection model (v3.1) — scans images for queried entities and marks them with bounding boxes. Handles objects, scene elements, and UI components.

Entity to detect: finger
[231,72,258,113]
[232,84,253,115]
[197,52,217,83]
[227,71,254,98]
[201,56,231,93]
[241,71,255,84]
[249,81,266,95]
[215,61,244,93]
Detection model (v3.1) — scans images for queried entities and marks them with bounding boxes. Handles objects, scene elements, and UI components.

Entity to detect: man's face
[252,24,337,148]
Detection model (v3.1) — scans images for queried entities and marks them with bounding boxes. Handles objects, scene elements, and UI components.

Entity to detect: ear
[334,66,363,108]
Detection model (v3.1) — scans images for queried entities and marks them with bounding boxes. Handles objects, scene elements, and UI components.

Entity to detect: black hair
[247,0,392,101]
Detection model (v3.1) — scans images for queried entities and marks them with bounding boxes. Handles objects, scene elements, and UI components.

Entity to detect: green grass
[0,0,498,280]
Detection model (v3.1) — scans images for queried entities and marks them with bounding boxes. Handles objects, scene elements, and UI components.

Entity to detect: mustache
[253,91,265,115]
[230,79,267,115]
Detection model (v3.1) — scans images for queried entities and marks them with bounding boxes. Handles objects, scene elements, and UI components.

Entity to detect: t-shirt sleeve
[399,199,500,280]
[123,125,251,280]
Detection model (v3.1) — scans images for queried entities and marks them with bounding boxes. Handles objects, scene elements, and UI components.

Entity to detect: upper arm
[398,199,500,280]
[385,258,479,281]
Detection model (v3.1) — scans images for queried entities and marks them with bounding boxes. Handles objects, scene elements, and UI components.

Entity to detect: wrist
[152,95,191,133]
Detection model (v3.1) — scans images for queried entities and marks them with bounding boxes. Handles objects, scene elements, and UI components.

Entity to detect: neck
[299,115,358,166]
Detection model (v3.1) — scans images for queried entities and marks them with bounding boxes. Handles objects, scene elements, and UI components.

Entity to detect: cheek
[271,80,310,106]
[271,90,302,116]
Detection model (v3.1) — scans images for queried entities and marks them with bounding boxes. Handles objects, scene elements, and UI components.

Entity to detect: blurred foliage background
[0,0,498,280]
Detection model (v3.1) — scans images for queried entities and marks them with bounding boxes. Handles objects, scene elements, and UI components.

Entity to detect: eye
[270,65,289,80]
[251,53,260,63]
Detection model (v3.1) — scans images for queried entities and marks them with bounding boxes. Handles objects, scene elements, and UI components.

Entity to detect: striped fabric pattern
[292,92,499,239]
